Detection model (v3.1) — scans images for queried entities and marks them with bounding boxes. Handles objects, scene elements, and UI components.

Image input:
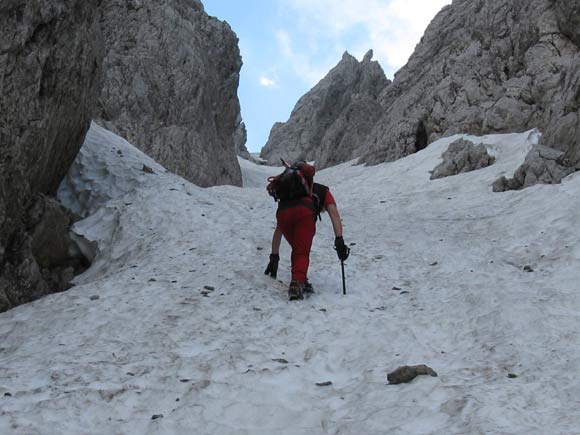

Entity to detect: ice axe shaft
[341,259,346,295]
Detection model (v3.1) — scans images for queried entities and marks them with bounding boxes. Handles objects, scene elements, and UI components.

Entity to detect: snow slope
[1,124,580,434]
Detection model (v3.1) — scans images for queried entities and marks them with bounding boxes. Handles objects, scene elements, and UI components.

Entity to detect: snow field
[1,125,580,434]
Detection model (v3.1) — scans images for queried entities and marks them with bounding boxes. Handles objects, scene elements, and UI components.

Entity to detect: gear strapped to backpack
[267,159,315,202]
[311,182,329,221]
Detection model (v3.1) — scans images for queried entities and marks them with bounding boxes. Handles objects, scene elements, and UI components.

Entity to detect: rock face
[431,139,495,180]
[361,0,580,166]
[0,0,103,312]
[553,0,580,46]
[260,50,390,168]
[263,0,580,178]
[97,0,244,187]
[234,116,251,159]
[493,145,574,191]
[545,0,580,168]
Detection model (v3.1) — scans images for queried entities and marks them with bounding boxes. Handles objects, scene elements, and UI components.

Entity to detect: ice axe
[340,259,347,295]
[335,242,349,295]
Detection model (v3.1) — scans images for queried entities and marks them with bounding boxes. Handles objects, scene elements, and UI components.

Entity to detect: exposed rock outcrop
[262,0,580,179]
[0,0,103,312]
[431,139,495,180]
[234,115,251,159]
[492,145,574,191]
[553,0,580,46]
[260,50,389,168]
[544,0,580,168]
[361,0,580,166]
[97,0,244,187]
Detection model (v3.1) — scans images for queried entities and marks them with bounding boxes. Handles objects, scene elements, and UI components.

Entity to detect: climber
[264,160,350,300]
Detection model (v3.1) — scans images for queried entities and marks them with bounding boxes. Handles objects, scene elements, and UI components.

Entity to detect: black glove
[264,254,279,278]
[334,237,350,261]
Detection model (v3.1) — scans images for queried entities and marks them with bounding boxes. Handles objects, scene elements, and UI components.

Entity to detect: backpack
[311,182,329,220]
[267,160,315,202]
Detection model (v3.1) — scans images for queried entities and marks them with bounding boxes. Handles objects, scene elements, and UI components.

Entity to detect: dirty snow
[1,124,580,434]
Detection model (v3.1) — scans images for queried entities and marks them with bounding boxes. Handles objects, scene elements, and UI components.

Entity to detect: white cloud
[275,29,331,85]
[259,76,277,87]
[281,0,452,73]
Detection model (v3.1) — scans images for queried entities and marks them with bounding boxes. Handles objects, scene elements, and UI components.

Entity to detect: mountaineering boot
[303,279,314,295]
[288,280,304,301]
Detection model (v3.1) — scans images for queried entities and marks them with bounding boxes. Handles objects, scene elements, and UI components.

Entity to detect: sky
[203,0,452,153]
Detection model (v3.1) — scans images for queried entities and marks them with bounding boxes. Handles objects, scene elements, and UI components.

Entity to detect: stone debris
[431,139,495,180]
[142,164,155,174]
[387,365,438,384]
[493,145,575,192]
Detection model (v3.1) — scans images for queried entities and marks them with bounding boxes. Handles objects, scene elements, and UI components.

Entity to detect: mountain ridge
[260,0,580,174]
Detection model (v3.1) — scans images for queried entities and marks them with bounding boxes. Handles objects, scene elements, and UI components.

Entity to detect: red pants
[276,204,316,283]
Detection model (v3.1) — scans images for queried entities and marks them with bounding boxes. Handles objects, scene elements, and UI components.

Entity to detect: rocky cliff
[546,0,580,167]
[97,0,244,187]
[361,0,580,166]
[262,0,580,173]
[260,50,390,168]
[234,116,250,159]
[0,0,103,312]
[0,0,246,311]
